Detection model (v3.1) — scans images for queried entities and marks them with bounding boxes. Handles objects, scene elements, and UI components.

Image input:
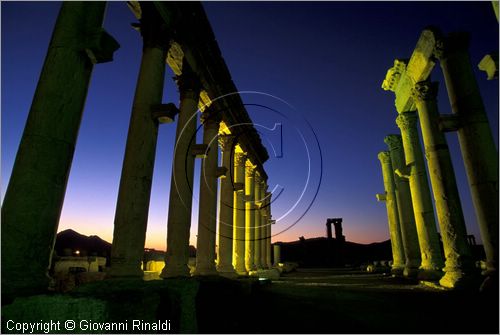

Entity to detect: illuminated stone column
[245,162,257,272]
[412,80,474,288]
[396,112,444,280]
[253,174,263,269]
[435,33,498,276]
[384,135,421,278]
[377,151,406,275]
[194,110,221,276]
[260,182,268,268]
[109,3,169,278]
[1,2,118,296]
[216,135,236,276]
[266,192,273,269]
[233,152,247,275]
[273,244,281,266]
[161,67,201,278]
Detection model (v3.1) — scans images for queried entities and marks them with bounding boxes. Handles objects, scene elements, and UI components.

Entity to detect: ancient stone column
[273,244,281,266]
[412,80,474,288]
[377,151,406,275]
[233,152,247,275]
[161,66,201,278]
[108,3,169,278]
[435,33,498,276]
[253,174,263,269]
[384,135,421,278]
[216,135,236,276]
[396,112,444,280]
[194,110,221,276]
[260,182,268,268]
[266,194,273,268]
[1,2,119,297]
[245,162,257,272]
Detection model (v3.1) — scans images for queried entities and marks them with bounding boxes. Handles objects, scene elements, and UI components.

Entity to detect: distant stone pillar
[273,244,281,266]
[377,151,406,275]
[384,135,421,278]
[108,2,169,278]
[233,152,247,275]
[435,33,498,276]
[260,182,268,268]
[333,219,345,242]
[266,194,273,268]
[326,220,333,239]
[216,135,236,276]
[161,67,201,278]
[194,110,221,276]
[253,174,263,269]
[1,2,118,297]
[412,80,474,288]
[396,112,444,280]
[245,162,257,272]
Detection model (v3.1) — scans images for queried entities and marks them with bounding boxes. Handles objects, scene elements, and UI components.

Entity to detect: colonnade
[1,2,276,299]
[378,27,498,289]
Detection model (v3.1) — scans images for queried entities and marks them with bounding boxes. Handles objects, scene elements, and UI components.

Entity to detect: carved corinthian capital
[382,59,408,92]
[377,151,391,164]
[218,134,235,152]
[411,81,438,102]
[384,134,403,151]
[396,112,418,131]
[234,152,247,167]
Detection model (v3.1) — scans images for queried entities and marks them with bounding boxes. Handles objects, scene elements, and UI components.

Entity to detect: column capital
[411,81,439,102]
[175,62,202,98]
[384,134,403,151]
[377,151,391,164]
[139,2,170,51]
[218,134,235,152]
[234,152,247,167]
[245,161,257,177]
[200,107,222,129]
[396,112,418,131]
[433,32,470,61]
[381,59,408,92]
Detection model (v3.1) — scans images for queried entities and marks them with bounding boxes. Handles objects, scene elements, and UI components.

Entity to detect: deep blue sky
[2,2,498,249]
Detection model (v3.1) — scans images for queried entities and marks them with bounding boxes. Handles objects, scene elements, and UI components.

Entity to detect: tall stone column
[245,162,257,272]
[266,192,273,268]
[194,111,221,276]
[253,174,262,269]
[384,135,421,278]
[109,3,169,278]
[412,80,474,288]
[377,152,406,276]
[435,33,498,276]
[260,182,268,268]
[233,152,247,275]
[161,66,201,278]
[1,2,118,297]
[396,112,444,280]
[273,244,281,266]
[216,135,236,276]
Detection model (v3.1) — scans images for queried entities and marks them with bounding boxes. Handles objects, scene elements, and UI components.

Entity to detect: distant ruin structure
[326,218,345,242]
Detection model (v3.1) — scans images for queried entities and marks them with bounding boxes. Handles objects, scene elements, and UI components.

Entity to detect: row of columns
[378,30,498,288]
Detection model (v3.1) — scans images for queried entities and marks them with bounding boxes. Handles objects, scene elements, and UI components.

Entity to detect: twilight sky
[1,1,498,250]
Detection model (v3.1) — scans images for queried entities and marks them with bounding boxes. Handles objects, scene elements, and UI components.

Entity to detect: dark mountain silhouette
[54,229,111,259]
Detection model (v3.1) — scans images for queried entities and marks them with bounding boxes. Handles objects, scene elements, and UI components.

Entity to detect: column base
[480,271,499,292]
[417,268,443,281]
[192,264,218,277]
[390,266,405,277]
[216,264,237,278]
[439,270,476,289]
[160,264,191,278]
[403,266,420,278]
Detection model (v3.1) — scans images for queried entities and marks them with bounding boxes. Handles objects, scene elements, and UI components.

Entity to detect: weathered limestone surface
[245,163,257,272]
[233,152,247,275]
[216,135,237,276]
[478,53,498,80]
[396,112,444,280]
[436,33,499,276]
[377,152,406,275]
[194,111,221,276]
[109,3,168,278]
[384,135,421,278]
[1,2,118,298]
[161,67,201,278]
[273,244,281,266]
[412,80,474,288]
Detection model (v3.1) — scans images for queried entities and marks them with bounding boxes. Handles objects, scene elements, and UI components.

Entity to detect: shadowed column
[233,152,247,275]
[412,80,474,288]
[245,161,257,272]
[194,110,221,276]
[396,112,444,280]
[109,2,169,278]
[216,135,237,276]
[385,135,421,278]
[435,33,498,278]
[377,151,406,276]
[253,173,262,269]
[161,65,201,278]
[260,182,268,268]
[266,192,273,268]
[1,2,119,297]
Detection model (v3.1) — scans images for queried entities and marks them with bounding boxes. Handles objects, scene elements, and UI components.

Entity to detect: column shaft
[385,135,421,277]
[109,4,168,278]
[161,68,200,278]
[412,80,474,288]
[233,152,247,274]
[377,152,406,275]
[260,183,268,268]
[273,244,281,266]
[396,112,444,279]
[437,33,498,275]
[216,135,236,275]
[266,216,273,268]
[1,2,118,297]
[253,175,262,269]
[194,112,220,276]
[245,163,256,272]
